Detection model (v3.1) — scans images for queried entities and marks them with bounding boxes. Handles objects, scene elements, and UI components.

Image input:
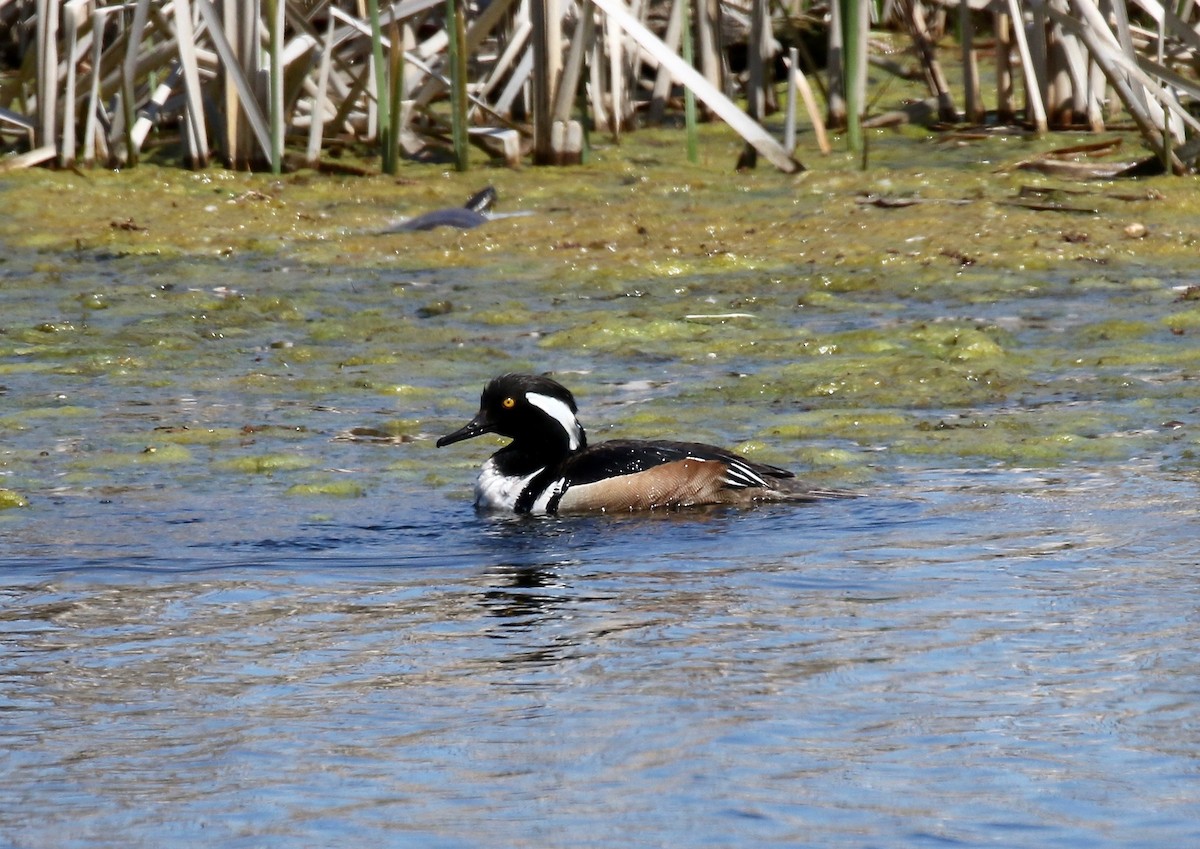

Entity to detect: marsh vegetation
[3,0,1200,174]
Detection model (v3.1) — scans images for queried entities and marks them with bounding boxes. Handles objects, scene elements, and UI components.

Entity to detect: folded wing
[553,440,806,512]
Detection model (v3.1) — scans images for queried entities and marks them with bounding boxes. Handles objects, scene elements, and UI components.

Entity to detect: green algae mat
[1,126,1198,516]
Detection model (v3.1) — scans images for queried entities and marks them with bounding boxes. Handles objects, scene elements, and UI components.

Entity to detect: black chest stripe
[546,486,568,515]
[514,467,564,514]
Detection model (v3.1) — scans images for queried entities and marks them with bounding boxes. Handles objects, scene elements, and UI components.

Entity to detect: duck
[384,186,497,233]
[382,186,533,233]
[436,373,853,514]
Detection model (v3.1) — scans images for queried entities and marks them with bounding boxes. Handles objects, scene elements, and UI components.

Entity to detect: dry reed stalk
[457,0,523,93]
[119,0,151,165]
[339,0,512,120]
[237,0,260,168]
[328,57,372,134]
[553,4,594,122]
[1053,0,1197,169]
[695,0,722,117]
[959,0,983,122]
[6,0,1199,176]
[531,0,558,158]
[785,51,831,154]
[1138,0,1200,58]
[606,9,625,136]
[130,64,180,150]
[994,9,1015,121]
[588,20,609,131]
[1086,35,1107,131]
[60,0,88,166]
[280,33,319,124]
[545,0,565,104]
[82,8,107,166]
[35,0,59,150]
[1057,11,1176,158]
[0,144,57,172]
[0,108,35,149]
[1004,0,1048,131]
[216,0,238,164]
[174,0,210,168]
[305,13,336,167]
[496,42,534,116]
[905,0,957,121]
[480,19,531,102]
[628,0,649,102]
[1044,1,1087,125]
[196,0,274,161]
[741,0,769,166]
[785,45,798,152]
[1137,52,1200,105]
[267,0,284,172]
[826,0,846,127]
[334,13,515,132]
[646,0,684,124]
[589,0,803,171]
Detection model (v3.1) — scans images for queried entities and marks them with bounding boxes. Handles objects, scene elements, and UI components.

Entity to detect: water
[1,219,1198,846]
[2,466,1197,848]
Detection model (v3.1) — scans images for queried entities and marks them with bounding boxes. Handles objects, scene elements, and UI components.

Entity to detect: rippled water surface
[2,153,1199,847]
[3,470,1198,849]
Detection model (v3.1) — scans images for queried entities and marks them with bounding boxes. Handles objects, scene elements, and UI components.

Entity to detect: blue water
[2,465,1197,849]
[1,245,1198,848]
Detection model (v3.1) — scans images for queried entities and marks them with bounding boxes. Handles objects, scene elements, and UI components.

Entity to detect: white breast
[475,459,543,511]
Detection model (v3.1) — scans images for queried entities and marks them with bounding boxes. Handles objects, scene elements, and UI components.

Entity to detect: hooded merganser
[437,373,853,514]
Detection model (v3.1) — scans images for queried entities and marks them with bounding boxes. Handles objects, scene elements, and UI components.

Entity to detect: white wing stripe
[683,455,770,489]
[720,460,771,489]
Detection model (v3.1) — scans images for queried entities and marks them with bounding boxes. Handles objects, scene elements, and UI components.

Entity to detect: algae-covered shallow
[2,130,1198,520]
[1,129,1198,849]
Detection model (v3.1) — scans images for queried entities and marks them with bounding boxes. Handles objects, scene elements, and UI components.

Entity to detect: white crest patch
[525,392,583,451]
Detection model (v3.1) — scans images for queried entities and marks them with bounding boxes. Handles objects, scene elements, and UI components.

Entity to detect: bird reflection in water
[480,561,574,623]
[472,560,604,669]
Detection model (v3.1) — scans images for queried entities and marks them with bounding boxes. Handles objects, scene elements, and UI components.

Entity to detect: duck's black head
[436,373,587,455]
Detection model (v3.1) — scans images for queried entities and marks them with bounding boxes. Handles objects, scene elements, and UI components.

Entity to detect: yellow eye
[502,397,515,409]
